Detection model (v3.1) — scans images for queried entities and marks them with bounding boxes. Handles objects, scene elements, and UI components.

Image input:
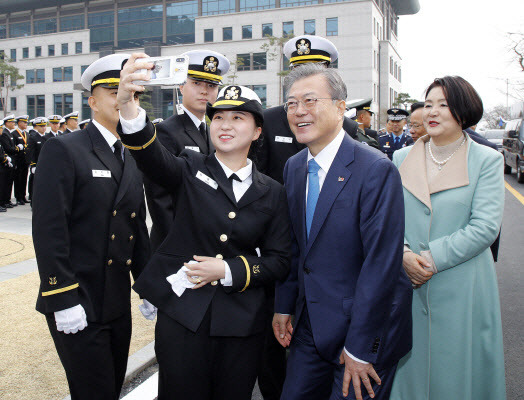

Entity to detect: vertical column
[57,6,61,32]
[162,0,167,44]
[6,14,10,38]
[113,1,118,48]
[198,0,203,17]
[30,10,34,36]
[236,0,240,13]
[84,2,89,32]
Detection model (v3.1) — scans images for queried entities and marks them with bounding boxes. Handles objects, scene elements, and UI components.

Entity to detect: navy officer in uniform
[117,53,291,400]
[145,50,229,251]
[13,115,30,205]
[26,117,48,204]
[348,98,379,140]
[79,119,90,130]
[378,108,413,160]
[46,114,62,139]
[63,111,79,133]
[32,53,150,400]
[0,114,24,208]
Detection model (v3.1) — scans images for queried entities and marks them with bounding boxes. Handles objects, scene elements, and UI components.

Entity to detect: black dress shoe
[24,198,29,203]
[17,201,25,206]
[4,203,13,208]
[0,206,6,212]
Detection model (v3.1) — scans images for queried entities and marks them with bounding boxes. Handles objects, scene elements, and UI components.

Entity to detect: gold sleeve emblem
[49,276,58,285]
[253,265,260,274]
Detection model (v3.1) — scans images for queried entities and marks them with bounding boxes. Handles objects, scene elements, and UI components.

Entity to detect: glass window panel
[48,45,55,56]
[60,15,85,32]
[166,1,198,45]
[37,95,45,117]
[53,67,62,82]
[251,85,266,108]
[34,18,57,35]
[63,67,73,82]
[88,11,115,52]
[283,21,294,37]
[81,65,89,74]
[53,94,63,115]
[10,49,16,61]
[23,48,29,58]
[64,94,73,115]
[76,42,82,54]
[0,50,4,60]
[252,52,266,70]
[237,53,250,71]
[204,29,213,42]
[223,27,232,41]
[262,23,272,37]
[202,0,236,16]
[36,69,45,83]
[0,25,6,39]
[239,0,275,11]
[62,43,68,55]
[26,70,35,84]
[242,25,252,39]
[35,46,42,57]
[118,5,163,49]
[27,96,35,120]
[326,17,338,36]
[82,93,91,121]
[11,97,16,110]
[304,20,315,35]
[280,0,318,7]
[10,22,30,38]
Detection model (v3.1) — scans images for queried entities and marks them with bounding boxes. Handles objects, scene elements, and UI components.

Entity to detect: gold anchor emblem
[296,39,310,56]
[225,86,240,100]
[204,56,218,73]
[49,276,57,285]
[253,265,260,274]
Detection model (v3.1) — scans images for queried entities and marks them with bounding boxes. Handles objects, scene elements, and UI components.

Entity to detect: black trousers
[1,167,14,204]
[14,162,28,201]
[46,312,132,400]
[155,309,264,400]
[28,171,34,201]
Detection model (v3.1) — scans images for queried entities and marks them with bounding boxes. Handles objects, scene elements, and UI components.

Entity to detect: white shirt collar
[215,155,253,182]
[181,105,206,129]
[91,119,118,149]
[307,128,345,174]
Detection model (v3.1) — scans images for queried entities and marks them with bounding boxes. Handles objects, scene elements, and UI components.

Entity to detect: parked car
[482,129,504,152]
[502,118,524,183]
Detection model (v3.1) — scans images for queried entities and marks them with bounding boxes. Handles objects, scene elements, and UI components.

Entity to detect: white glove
[7,162,13,168]
[54,304,88,334]
[6,156,11,163]
[166,260,198,297]
[31,167,36,174]
[17,144,24,150]
[138,299,157,320]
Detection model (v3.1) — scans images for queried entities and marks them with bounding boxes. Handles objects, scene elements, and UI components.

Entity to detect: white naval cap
[48,114,62,123]
[59,118,66,124]
[182,50,230,84]
[79,119,90,129]
[284,35,338,67]
[16,115,29,122]
[81,53,131,91]
[64,111,79,120]
[206,85,264,124]
[3,114,15,123]
[33,117,48,126]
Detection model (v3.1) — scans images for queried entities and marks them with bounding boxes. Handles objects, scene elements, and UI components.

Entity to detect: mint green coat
[390,136,506,400]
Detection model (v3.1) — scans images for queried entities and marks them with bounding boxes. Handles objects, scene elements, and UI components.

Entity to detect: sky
[397,0,523,110]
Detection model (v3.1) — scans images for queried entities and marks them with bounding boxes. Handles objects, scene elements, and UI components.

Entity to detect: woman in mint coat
[390,76,506,400]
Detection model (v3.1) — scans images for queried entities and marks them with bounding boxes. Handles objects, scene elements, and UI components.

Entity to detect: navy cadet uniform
[13,115,30,204]
[145,50,229,251]
[120,85,291,400]
[26,117,48,203]
[0,121,13,212]
[378,108,414,160]
[63,111,79,134]
[45,115,62,140]
[0,115,23,207]
[79,119,90,130]
[32,54,150,400]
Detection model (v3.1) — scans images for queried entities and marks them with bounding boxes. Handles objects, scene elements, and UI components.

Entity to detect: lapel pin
[338,177,344,182]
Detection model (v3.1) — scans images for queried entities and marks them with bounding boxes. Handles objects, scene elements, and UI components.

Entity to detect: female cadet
[116,54,291,400]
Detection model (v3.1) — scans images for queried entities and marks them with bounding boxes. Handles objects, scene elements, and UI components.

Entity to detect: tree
[0,58,24,117]
[260,34,294,105]
[481,105,511,129]
[392,92,418,110]
[225,56,245,85]
[508,32,524,72]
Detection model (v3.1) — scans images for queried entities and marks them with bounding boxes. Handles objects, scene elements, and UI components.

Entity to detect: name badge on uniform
[185,146,201,153]
[275,136,293,144]
[196,171,218,190]
[92,169,111,178]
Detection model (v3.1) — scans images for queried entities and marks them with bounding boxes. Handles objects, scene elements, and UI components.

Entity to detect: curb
[62,340,156,400]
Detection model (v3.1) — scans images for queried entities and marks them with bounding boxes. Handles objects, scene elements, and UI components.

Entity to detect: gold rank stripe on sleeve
[41,283,79,297]
[238,256,251,292]
[122,129,157,150]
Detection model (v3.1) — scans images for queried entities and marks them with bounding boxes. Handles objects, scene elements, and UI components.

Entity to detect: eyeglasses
[284,97,334,114]
[409,124,424,129]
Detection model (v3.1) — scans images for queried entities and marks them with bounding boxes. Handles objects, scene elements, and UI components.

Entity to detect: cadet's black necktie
[229,173,241,183]
[113,140,124,168]
[199,122,207,141]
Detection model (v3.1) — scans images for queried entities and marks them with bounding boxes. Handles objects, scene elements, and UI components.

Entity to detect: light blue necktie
[306,159,321,239]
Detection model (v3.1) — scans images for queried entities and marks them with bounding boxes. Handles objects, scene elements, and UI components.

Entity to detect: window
[54,94,73,115]
[242,25,252,39]
[11,97,16,111]
[27,69,45,84]
[253,52,267,70]
[48,45,55,56]
[60,15,85,32]
[239,0,276,11]
[283,21,294,37]
[88,11,115,52]
[35,46,42,57]
[373,50,376,69]
[53,67,73,82]
[118,5,163,49]
[36,69,45,83]
[33,18,57,35]
[304,20,315,35]
[26,70,35,84]
[236,53,266,71]
[223,27,232,41]
[204,29,213,42]
[62,43,68,55]
[390,57,393,73]
[373,18,376,37]
[10,22,30,38]
[75,42,82,54]
[0,25,6,39]
[246,85,267,107]
[82,93,91,121]
[10,49,16,61]
[81,65,89,75]
[326,17,338,36]
[262,23,272,37]
[398,66,401,82]
[202,0,236,15]
[166,1,198,45]
[281,0,318,6]
[237,53,250,71]
[0,50,4,60]
[27,95,45,120]
[23,48,29,59]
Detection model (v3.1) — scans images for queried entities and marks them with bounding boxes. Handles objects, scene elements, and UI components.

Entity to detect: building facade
[0,0,419,128]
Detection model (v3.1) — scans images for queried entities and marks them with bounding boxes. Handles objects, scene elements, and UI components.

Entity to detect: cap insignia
[225,86,240,100]
[204,56,218,73]
[296,39,311,56]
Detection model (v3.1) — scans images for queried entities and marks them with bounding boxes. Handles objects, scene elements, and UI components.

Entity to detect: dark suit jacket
[32,124,150,323]
[0,128,20,157]
[44,131,60,141]
[252,105,359,184]
[12,128,29,165]
[26,132,47,167]
[145,112,214,251]
[119,119,291,337]
[379,132,415,160]
[276,133,412,367]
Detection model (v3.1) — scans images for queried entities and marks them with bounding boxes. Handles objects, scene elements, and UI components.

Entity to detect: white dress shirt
[305,128,369,365]
[181,105,206,129]
[91,119,123,161]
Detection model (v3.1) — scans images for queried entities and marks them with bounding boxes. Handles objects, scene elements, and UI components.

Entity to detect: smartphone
[134,55,189,86]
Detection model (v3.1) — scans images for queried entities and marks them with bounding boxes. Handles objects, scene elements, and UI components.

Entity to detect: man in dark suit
[13,115,30,205]
[0,114,24,208]
[145,50,229,251]
[273,64,412,400]
[32,54,150,400]
[378,108,414,160]
[26,117,48,204]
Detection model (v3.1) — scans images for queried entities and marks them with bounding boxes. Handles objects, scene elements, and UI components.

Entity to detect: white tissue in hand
[166,261,199,297]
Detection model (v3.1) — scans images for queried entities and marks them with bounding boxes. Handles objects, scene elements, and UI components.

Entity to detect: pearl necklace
[428,136,466,171]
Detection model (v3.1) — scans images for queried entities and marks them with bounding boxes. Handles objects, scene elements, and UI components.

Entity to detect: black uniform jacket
[378,132,414,160]
[32,124,150,323]
[252,105,359,184]
[26,131,47,167]
[13,128,28,164]
[119,119,292,337]
[44,131,60,141]
[145,112,214,251]
[365,128,379,140]
[0,128,21,157]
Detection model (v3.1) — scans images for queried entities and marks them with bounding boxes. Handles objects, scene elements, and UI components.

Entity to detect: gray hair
[283,63,347,101]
